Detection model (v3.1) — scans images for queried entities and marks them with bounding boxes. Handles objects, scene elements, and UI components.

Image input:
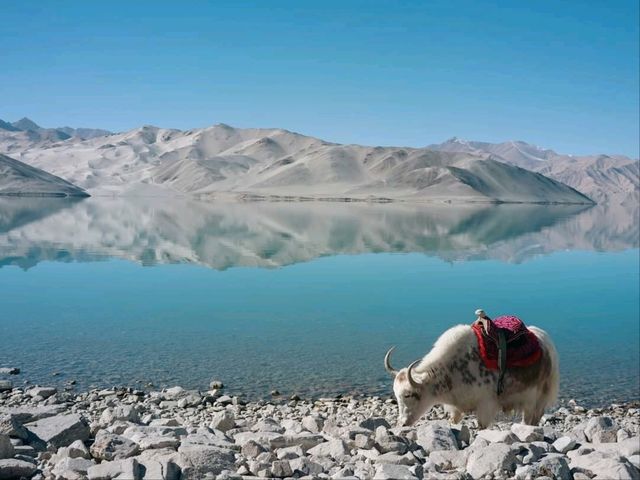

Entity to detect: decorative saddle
[471,309,542,395]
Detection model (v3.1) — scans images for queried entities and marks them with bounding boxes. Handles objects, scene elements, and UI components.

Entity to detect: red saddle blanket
[472,315,542,370]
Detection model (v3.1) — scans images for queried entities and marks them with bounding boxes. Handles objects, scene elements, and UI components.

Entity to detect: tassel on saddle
[475,309,508,395]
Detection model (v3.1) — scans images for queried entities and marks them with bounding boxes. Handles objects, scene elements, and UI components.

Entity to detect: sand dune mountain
[1,123,593,204]
[0,153,89,197]
[430,137,639,203]
[0,197,635,271]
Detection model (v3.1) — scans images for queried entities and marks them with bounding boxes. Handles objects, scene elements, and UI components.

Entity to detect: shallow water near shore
[0,197,638,406]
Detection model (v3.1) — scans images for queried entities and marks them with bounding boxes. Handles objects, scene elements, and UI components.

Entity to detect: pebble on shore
[0,382,638,480]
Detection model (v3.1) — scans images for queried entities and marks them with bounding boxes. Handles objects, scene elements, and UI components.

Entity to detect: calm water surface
[0,197,638,406]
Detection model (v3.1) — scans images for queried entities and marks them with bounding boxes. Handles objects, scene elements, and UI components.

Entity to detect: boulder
[233,431,286,449]
[0,414,28,440]
[90,431,139,461]
[520,455,572,480]
[307,439,349,458]
[584,416,618,443]
[569,450,639,480]
[0,436,14,460]
[0,368,19,375]
[99,405,140,426]
[511,424,544,442]
[25,413,90,449]
[301,415,324,433]
[209,410,235,433]
[134,448,181,480]
[0,381,11,393]
[0,458,37,479]
[477,428,519,444]
[51,457,95,478]
[416,422,459,452]
[177,444,235,480]
[28,386,57,399]
[373,463,418,479]
[466,443,518,480]
[359,417,391,431]
[552,436,577,453]
[429,449,469,471]
[87,458,142,480]
[0,405,66,423]
[271,459,293,477]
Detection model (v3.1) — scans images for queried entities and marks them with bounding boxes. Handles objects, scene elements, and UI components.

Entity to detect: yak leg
[476,401,498,429]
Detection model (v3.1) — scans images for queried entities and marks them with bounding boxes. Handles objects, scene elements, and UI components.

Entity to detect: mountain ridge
[1,118,636,204]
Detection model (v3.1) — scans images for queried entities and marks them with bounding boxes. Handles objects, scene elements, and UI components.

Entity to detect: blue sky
[1,1,638,156]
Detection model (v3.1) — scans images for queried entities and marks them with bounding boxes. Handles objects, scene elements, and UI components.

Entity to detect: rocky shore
[0,377,638,480]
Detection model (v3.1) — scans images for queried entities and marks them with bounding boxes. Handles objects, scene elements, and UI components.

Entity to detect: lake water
[0,197,638,406]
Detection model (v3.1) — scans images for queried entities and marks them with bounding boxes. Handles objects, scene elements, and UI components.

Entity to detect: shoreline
[1,381,638,479]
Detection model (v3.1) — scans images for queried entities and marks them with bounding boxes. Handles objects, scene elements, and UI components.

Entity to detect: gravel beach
[0,373,638,480]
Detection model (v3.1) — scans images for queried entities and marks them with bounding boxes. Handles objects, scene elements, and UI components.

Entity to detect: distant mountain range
[0,117,637,204]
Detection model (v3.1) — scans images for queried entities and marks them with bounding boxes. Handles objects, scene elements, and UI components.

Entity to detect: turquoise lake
[0,197,638,406]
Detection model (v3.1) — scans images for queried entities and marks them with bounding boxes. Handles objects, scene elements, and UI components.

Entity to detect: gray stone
[0,368,19,375]
[307,439,349,458]
[302,416,324,433]
[134,448,181,480]
[477,428,519,444]
[511,423,544,442]
[466,443,517,480]
[0,458,37,479]
[28,386,57,399]
[359,417,391,431]
[87,458,142,480]
[376,452,414,465]
[0,436,14,460]
[241,440,266,458]
[67,439,91,459]
[51,457,95,478]
[181,433,235,450]
[276,445,303,460]
[416,422,459,452]
[524,455,572,480]
[233,431,286,449]
[271,459,293,478]
[99,405,140,426]
[252,418,285,434]
[552,436,577,453]
[209,410,235,433]
[90,431,139,461]
[354,433,374,449]
[628,454,640,470]
[177,444,235,480]
[569,450,639,479]
[25,413,90,449]
[0,381,11,393]
[0,414,28,440]
[0,405,66,423]
[428,449,469,471]
[584,416,618,443]
[373,463,418,480]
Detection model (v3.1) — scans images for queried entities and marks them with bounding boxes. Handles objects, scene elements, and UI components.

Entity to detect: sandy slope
[0,153,89,197]
[0,124,593,204]
[431,137,639,202]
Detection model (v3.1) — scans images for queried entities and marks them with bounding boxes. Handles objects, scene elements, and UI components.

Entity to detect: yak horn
[407,359,421,389]
[384,347,398,376]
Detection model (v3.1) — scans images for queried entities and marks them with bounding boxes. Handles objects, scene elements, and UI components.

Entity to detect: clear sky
[1,1,638,156]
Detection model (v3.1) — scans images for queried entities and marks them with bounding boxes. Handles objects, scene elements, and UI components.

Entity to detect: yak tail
[529,326,560,409]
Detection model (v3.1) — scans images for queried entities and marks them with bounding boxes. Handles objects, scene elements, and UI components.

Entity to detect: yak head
[384,347,433,427]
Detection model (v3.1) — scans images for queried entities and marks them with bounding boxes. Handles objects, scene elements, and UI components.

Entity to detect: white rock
[90,431,139,461]
[177,444,235,480]
[477,428,519,444]
[373,463,418,479]
[553,436,577,453]
[209,410,235,433]
[511,424,544,442]
[569,450,639,480]
[25,413,90,448]
[428,449,469,470]
[87,458,141,480]
[466,443,517,480]
[415,422,459,452]
[584,416,618,443]
[0,414,28,440]
[307,439,349,459]
[28,386,57,399]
